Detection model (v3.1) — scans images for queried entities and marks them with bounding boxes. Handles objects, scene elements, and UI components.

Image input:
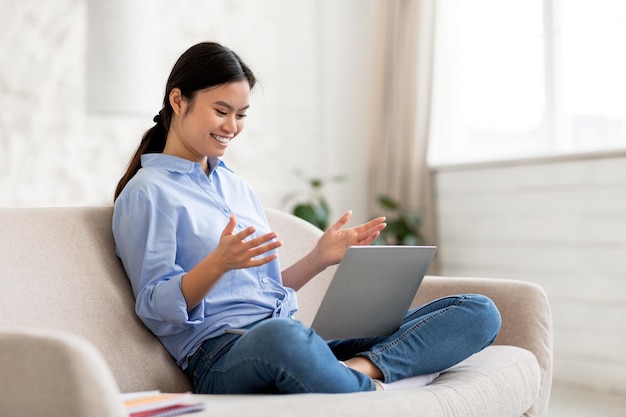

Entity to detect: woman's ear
[169,88,186,116]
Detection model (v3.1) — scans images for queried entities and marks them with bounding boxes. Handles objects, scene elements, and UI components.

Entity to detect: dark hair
[114,42,256,200]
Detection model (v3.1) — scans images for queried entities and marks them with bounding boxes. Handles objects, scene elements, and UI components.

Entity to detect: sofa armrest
[0,328,126,417]
[414,275,553,417]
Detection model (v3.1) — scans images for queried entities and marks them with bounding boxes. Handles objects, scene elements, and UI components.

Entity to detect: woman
[113,42,501,394]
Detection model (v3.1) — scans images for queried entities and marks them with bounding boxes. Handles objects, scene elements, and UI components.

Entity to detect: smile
[212,134,231,144]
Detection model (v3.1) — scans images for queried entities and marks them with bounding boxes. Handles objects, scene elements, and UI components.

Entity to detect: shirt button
[223,207,231,214]
[237,223,243,229]
[261,277,268,284]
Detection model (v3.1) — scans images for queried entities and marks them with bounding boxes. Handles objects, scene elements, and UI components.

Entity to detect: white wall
[433,151,626,394]
[0,0,375,225]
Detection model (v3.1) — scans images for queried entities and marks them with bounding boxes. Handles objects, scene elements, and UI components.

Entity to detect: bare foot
[343,356,383,380]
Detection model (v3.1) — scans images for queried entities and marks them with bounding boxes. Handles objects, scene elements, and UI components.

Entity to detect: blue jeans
[185,294,501,394]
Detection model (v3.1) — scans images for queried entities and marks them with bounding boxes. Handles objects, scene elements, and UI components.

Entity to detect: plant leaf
[293,204,320,228]
[378,195,399,210]
[310,178,323,189]
[403,212,422,230]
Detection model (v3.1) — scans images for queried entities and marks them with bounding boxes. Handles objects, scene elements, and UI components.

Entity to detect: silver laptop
[310,245,437,340]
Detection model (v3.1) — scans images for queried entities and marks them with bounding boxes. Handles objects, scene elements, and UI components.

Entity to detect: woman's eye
[236,113,248,119]
[215,109,227,116]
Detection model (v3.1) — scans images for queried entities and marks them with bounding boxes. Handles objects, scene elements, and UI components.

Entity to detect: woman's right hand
[181,214,281,310]
[212,214,282,274]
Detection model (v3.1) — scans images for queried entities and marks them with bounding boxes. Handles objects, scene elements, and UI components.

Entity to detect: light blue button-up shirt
[113,154,298,368]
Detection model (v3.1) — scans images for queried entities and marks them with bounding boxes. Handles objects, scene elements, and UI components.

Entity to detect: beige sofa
[0,207,553,417]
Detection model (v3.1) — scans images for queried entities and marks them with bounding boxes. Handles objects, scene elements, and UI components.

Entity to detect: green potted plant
[282,169,345,230]
[374,195,424,246]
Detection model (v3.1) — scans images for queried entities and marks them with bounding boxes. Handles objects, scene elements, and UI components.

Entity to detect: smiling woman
[110,41,501,397]
[114,42,256,200]
[163,82,251,167]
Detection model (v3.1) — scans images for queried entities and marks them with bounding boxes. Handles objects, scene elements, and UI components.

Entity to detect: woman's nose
[223,115,238,133]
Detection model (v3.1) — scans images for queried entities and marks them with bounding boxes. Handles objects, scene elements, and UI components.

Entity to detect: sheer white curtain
[367,0,437,253]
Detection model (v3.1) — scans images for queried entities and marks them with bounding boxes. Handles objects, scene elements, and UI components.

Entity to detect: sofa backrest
[264,207,336,326]
[0,206,333,393]
[0,207,191,392]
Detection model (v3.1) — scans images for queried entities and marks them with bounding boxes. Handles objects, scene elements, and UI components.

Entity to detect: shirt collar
[140,153,232,174]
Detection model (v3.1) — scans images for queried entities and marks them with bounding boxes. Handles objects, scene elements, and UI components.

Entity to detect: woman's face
[166,80,251,165]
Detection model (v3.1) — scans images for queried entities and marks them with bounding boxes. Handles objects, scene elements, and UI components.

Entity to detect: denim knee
[468,294,502,348]
[246,318,315,362]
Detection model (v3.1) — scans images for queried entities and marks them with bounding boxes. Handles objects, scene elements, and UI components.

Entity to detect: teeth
[212,135,230,144]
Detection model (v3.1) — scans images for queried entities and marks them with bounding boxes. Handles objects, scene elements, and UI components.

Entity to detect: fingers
[245,232,282,257]
[328,210,352,231]
[325,212,386,248]
[221,214,239,237]
[234,235,281,270]
[223,214,265,242]
[358,216,387,232]
[330,211,386,233]
[217,214,283,269]
[246,252,278,268]
[357,230,381,246]
[356,217,386,241]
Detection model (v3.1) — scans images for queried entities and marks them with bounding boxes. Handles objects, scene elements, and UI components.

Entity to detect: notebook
[310,245,437,340]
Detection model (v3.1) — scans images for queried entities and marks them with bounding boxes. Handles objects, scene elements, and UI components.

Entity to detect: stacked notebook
[121,391,205,417]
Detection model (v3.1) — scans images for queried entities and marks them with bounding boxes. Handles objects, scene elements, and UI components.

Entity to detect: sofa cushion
[185,345,540,417]
[0,207,191,392]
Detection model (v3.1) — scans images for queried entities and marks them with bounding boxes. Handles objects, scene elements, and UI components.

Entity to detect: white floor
[548,385,626,417]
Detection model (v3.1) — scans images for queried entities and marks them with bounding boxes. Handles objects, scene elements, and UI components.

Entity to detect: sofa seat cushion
[185,345,540,417]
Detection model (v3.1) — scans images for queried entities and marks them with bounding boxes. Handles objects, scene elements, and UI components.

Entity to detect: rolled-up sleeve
[113,189,203,336]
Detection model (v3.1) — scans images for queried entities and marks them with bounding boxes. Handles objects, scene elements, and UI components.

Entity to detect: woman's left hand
[314,211,386,267]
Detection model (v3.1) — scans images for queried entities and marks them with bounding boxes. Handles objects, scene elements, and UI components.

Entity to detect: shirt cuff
[152,275,205,326]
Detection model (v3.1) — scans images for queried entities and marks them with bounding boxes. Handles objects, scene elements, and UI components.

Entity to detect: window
[428,0,626,166]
